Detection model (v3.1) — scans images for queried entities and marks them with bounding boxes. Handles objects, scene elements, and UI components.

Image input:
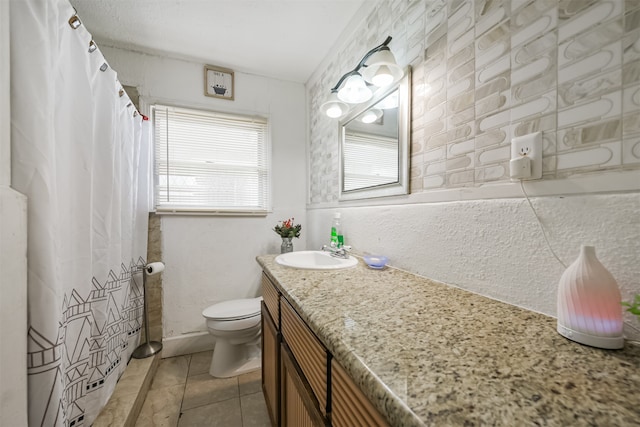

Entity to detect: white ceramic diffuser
[557,245,624,349]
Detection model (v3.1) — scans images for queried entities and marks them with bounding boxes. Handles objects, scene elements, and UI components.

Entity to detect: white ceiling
[69,0,367,84]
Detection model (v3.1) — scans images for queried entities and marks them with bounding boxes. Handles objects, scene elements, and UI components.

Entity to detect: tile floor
[135,351,271,427]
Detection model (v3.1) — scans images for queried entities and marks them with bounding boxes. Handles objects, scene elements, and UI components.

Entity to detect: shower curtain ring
[68,15,81,29]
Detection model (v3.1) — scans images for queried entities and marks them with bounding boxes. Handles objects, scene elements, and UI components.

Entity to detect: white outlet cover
[511,132,542,180]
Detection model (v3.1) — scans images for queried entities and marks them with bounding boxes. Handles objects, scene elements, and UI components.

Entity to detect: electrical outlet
[510,132,542,180]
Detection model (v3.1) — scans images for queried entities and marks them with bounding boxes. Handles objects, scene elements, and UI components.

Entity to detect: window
[152,105,270,214]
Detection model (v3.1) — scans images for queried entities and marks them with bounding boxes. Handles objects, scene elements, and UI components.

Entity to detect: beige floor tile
[181,373,239,410]
[188,351,213,377]
[151,356,191,390]
[135,383,185,427]
[136,353,269,427]
[238,369,262,396]
[240,392,271,427]
[178,398,243,427]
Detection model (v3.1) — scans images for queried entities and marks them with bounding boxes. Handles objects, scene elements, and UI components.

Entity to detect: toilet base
[209,340,261,378]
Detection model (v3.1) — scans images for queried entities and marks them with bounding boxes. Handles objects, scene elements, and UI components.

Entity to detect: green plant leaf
[622,294,640,320]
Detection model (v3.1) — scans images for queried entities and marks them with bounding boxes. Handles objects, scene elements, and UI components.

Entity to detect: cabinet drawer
[280,299,328,416]
[262,273,280,326]
[331,359,389,427]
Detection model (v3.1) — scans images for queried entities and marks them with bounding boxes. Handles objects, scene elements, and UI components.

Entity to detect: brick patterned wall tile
[306,0,640,204]
[473,0,511,184]
[623,136,640,165]
[558,0,623,42]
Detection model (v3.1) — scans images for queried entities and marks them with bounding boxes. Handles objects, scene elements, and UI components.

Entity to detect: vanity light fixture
[321,36,403,119]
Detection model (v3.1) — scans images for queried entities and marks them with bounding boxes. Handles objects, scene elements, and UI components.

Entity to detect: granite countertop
[256,254,640,427]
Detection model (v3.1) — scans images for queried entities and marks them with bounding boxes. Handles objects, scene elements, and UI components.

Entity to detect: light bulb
[361,111,377,123]
[320,93,349,119]
[326,105,343,118]
[371,65,393,87]
[338,75,373,104]
[361,48,404,86]
[360,109,382,124]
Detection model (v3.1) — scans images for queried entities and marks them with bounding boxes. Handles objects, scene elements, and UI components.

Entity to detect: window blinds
[153,105,270,213]
[343,132,399,191]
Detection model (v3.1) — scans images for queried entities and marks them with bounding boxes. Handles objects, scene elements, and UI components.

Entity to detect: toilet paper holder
[131,262,164,359]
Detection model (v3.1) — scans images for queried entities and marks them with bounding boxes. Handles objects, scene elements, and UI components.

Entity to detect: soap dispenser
[330,213,343,247]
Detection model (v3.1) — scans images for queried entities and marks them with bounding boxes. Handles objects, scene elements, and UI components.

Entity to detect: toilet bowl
[202,296,263,378]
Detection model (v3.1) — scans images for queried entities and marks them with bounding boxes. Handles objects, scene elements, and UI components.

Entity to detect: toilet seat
[209,314,261,331]
[202,297,262,321]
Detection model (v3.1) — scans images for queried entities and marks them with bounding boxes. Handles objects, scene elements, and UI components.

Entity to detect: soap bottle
[330,213,343,247]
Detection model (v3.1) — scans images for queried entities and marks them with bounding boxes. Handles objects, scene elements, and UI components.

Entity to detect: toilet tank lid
[203,297,263,320]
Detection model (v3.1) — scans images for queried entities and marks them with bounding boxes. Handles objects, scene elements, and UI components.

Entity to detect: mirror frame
[338,66,411,201]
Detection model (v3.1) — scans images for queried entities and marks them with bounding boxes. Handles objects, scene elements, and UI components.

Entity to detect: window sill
[154,208,269,217]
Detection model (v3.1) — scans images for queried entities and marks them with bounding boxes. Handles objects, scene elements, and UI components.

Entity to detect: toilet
[202,297,263,378]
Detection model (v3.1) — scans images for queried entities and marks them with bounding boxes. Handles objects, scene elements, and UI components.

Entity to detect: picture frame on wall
[204,65,234,100]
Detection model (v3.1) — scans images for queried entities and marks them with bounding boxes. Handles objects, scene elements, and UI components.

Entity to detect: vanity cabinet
[280,298,328,417]
[331,359,389,427]
[281,342,327,426]
[261,302,279,426]
[261,273,280,426]
[262,272,280,322]
[261,272,386,427]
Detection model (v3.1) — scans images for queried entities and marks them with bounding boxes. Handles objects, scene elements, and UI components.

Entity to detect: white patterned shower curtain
[10,0,151,425]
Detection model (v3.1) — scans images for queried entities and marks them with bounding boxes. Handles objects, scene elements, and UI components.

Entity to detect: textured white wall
[102,46,308,355]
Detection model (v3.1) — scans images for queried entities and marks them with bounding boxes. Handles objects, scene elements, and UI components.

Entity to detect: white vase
[557,245,624,349]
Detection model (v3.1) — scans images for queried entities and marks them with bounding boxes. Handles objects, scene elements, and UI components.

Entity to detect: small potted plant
[273,218,301,253]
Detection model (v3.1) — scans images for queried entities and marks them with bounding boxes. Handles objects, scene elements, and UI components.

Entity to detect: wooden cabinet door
[331,359,390,427]
[280,343,327,427]
[280,299,328,416]
[261,303,279,427]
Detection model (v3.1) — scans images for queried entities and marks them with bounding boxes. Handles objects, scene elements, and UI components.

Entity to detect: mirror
[339,67,411,200]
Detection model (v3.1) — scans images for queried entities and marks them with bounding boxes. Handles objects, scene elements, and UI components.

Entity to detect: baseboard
[161,332,216,358]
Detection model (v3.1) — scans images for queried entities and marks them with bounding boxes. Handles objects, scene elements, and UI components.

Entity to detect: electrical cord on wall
[519,180,567,269]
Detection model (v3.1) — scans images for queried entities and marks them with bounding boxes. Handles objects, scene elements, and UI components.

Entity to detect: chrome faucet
[321,242,352,259]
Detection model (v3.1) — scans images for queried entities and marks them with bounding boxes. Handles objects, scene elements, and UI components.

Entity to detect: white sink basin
[275,250,358,270]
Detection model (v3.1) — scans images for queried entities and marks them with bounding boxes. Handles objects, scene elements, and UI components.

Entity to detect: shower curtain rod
[69,11,145,120]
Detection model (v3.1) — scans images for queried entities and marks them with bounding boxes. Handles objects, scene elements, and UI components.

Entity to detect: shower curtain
[10,0,151,425]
